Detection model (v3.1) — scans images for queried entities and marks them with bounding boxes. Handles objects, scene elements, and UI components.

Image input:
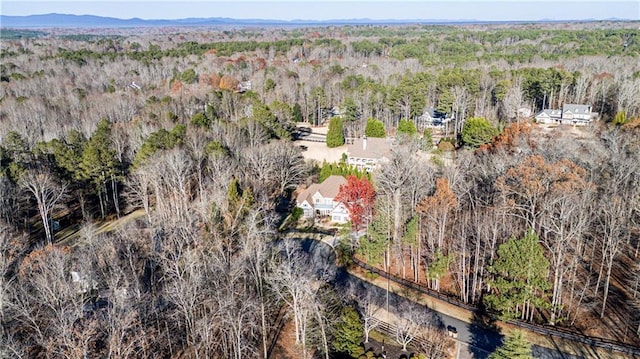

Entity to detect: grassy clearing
[56,209,146,247]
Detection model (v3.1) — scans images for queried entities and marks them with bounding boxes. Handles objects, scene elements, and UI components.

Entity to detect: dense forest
[1,22,639,358]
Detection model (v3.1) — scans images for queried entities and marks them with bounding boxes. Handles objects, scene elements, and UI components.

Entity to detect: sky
[2,1,639,21]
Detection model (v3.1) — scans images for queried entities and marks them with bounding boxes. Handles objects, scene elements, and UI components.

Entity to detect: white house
[417,107,452,129]
[534,104,598,126]
[560,104,595,124]
[296,175,350,223]
[534,109,563,124]
[347,136,392,172]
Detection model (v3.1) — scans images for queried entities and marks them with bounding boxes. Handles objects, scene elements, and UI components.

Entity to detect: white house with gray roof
[347,136,393,172]
[296,175,350,223]
[534,104,598,125]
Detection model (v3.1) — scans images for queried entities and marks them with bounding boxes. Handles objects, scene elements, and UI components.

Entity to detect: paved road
[295,236,585,359]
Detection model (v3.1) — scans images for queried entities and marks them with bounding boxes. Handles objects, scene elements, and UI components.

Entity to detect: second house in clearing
[296,175,350,224]
[347,135,392,172]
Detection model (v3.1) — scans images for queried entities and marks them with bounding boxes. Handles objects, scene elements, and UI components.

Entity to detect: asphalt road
[296,237,585,359]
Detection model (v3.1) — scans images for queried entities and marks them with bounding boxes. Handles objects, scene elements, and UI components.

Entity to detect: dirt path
[56,209,146,246]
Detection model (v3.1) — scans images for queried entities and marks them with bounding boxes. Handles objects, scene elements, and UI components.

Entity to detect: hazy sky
[2,1,639,21]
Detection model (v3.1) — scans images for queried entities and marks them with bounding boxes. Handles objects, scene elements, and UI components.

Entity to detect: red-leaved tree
[335,175,376,230]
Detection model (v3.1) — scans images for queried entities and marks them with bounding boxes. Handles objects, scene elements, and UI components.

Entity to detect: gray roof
[563,104,591,114]
[317,175,347,198]
[347,137,392,160]
[296,183,319,205]
[536,109,562,118]
[296,175,347,205]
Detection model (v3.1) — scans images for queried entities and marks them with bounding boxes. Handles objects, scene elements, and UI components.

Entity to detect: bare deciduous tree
[346,281,383,344]
[376,146,421,256]
[394,302,436,352]
[124,167,153,224]
[501,79,525,122]
[19,169,68,244]
[540,180,593,324]
[596,194,630,319]
[11,245,93,358]
[268,241,314,348]
[241,141,306,204]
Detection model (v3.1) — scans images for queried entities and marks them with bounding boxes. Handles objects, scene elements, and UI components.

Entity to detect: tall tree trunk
[111,176,120,218]
[315,308,330,359]
[260,301,268,359]
[472,235,481,303]
[98,190,106,219]
[601,257,614,318]
[393,191,402,247]
[38,200,52,244]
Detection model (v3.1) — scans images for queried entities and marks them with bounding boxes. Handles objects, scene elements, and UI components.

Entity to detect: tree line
[2,22,639,148]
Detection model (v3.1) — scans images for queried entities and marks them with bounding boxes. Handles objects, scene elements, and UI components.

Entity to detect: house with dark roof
[296,175,350,223]
[347,136,393,172]
[417,107,452,129]
[534,104,598,125]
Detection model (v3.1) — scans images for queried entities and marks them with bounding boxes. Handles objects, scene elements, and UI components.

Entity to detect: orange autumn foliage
[219,75,239,91]
[622,117,640,132]
[478,122,533,154]
[199,73,221,88]
[18,245,70,279]
[171,80,184,93]
[495,155,592,227]
[416,177,458,216]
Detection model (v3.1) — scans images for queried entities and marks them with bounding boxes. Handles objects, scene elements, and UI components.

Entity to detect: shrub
[364,118,386,138]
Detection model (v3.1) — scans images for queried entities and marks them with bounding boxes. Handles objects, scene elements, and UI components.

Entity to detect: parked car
[447,325,458,338]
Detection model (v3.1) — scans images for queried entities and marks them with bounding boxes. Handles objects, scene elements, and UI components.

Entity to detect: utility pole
[386,243,390,323]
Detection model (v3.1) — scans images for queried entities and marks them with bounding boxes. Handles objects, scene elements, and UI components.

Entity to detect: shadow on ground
[469,301,503,359]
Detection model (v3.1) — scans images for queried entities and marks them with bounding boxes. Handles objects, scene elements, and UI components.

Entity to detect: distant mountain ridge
[0,13,633,28]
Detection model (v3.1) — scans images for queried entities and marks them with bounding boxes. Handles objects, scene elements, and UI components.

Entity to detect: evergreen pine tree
[461,117,499,147]
[332,306,364,358]
[489,331,534,359]
[327,117,345,148]
[292,102,304,122]
[485,229,551,320]
[397,119,417,137]
[79,119,119,218]
[612,111,627,126]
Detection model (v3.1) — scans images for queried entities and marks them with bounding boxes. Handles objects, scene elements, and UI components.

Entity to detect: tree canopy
[485,230,551,321]
[489,331,534,359]
[332,306,364,357]
[461,117,499,148]
[335,175,376,230]
[327,117,345,148]
[364,118,386,138]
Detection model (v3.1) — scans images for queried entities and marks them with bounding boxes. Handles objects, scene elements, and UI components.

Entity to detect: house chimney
[362,135,367,151]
